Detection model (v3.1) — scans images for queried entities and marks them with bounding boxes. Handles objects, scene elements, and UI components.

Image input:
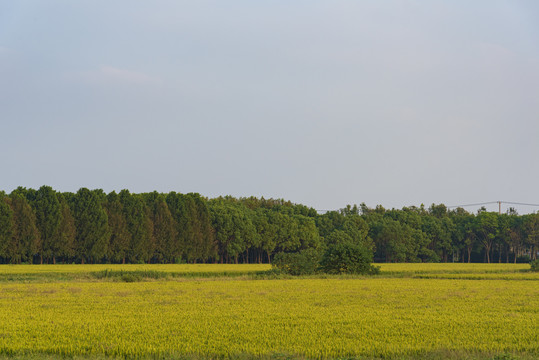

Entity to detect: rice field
[0,264,537,359]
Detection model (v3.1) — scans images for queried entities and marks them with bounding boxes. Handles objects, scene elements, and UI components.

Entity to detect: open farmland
[0,264,537,359]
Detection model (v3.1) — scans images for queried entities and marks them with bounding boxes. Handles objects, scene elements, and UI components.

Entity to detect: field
[0,264,537,359]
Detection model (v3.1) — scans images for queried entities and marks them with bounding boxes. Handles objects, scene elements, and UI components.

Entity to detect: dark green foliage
[56,195,76,262]
[120,190,153,263]
[321,241,380,275]
[104,191,130,264]
[530,260,539,272]
[8,193,40,263]
[145,192,178,263]
[272,248,322,275]
[209,200,257,264]
[3,186,539,265]
[0,197,15,262]
[73,188,110,263]
[33,185,62,263]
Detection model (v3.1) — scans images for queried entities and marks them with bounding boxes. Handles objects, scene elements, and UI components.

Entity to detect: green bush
[320,242,380,275]
[272,248,322,276]
[530,260,539,272]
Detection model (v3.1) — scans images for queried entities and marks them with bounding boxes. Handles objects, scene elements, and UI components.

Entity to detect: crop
[0,264,537,359]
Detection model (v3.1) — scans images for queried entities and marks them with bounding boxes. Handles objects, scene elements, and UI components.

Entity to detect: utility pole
[498,201,501,215]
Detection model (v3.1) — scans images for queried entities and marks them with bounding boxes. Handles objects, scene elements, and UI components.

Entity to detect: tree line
[0,186,537,264]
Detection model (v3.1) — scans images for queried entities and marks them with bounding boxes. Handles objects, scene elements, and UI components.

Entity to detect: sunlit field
[0,264,537,359]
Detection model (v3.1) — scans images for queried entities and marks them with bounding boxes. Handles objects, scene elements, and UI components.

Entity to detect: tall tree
[145,192,177,263]
[72,188,110,263]
[0,196,15,263]
[104,191,130,264]
[8,193,41,263]
[523,213,539,261]
[190,193,216,263]
[475,212,498,263]
[55,194,76,263]
[33,186,62,264]
[120,190,153,263]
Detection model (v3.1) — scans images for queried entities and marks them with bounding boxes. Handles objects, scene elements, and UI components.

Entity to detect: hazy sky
[1,1,539,213]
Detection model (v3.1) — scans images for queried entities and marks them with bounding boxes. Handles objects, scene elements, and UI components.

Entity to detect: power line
[446,201,499,208]
[317,201,539,213]
[447,201,539,209]
[501,201,539,207]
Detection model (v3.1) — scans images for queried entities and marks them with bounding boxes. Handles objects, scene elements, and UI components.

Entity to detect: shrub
[530,260,539,272]
[272,248,322,276]
[321,242,380,275]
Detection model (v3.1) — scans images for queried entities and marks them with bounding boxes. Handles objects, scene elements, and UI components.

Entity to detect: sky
[1,1,539,214]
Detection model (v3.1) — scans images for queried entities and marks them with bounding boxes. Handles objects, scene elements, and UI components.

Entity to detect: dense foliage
[0,186,538,264]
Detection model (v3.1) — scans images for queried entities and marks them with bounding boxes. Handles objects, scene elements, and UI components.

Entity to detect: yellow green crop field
[0,264,537,359]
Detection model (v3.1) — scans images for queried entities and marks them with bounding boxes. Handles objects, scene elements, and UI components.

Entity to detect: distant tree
[209,200,256,264]
[165,192,187,261]
[120,190,153,263]
[523,213,539,261]
[145,192,177,263]
[8,193,40,263]
[496,214,512,263]
[452,211,476,263]
[371,218,418,262]
[104,191,130,264]
[507,215,524,263]
[73,188,110,263]
[321,240,379,275]
[273,248,322,275]
[32,186,63,264]
[475,212,498,263]
[55,194,76,263]
[254,209,278,263]
[192,194,217,262]
[0,196,15,263]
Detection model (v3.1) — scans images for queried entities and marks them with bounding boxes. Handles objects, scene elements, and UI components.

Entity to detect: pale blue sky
[1,1,539,213]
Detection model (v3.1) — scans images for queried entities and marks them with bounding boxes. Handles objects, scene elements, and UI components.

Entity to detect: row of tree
[0,186,537,264]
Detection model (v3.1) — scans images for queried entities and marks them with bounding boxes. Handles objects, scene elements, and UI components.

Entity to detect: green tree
[209,200,256,264]
[321,240,378,275]
[507,214,524,263]
[120,190,153,263]
[8,193,40,263]
[55,195,76,263]
[254,208,278,263]
[192,194,217,262]
[165,192,187,262]
[0,196,15,263]
[104,191,130,264]
[33,185,62,264]
[145,192,177,263]
[73,188,110,263]
[523,213,539,261]
[475,212,498,263]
